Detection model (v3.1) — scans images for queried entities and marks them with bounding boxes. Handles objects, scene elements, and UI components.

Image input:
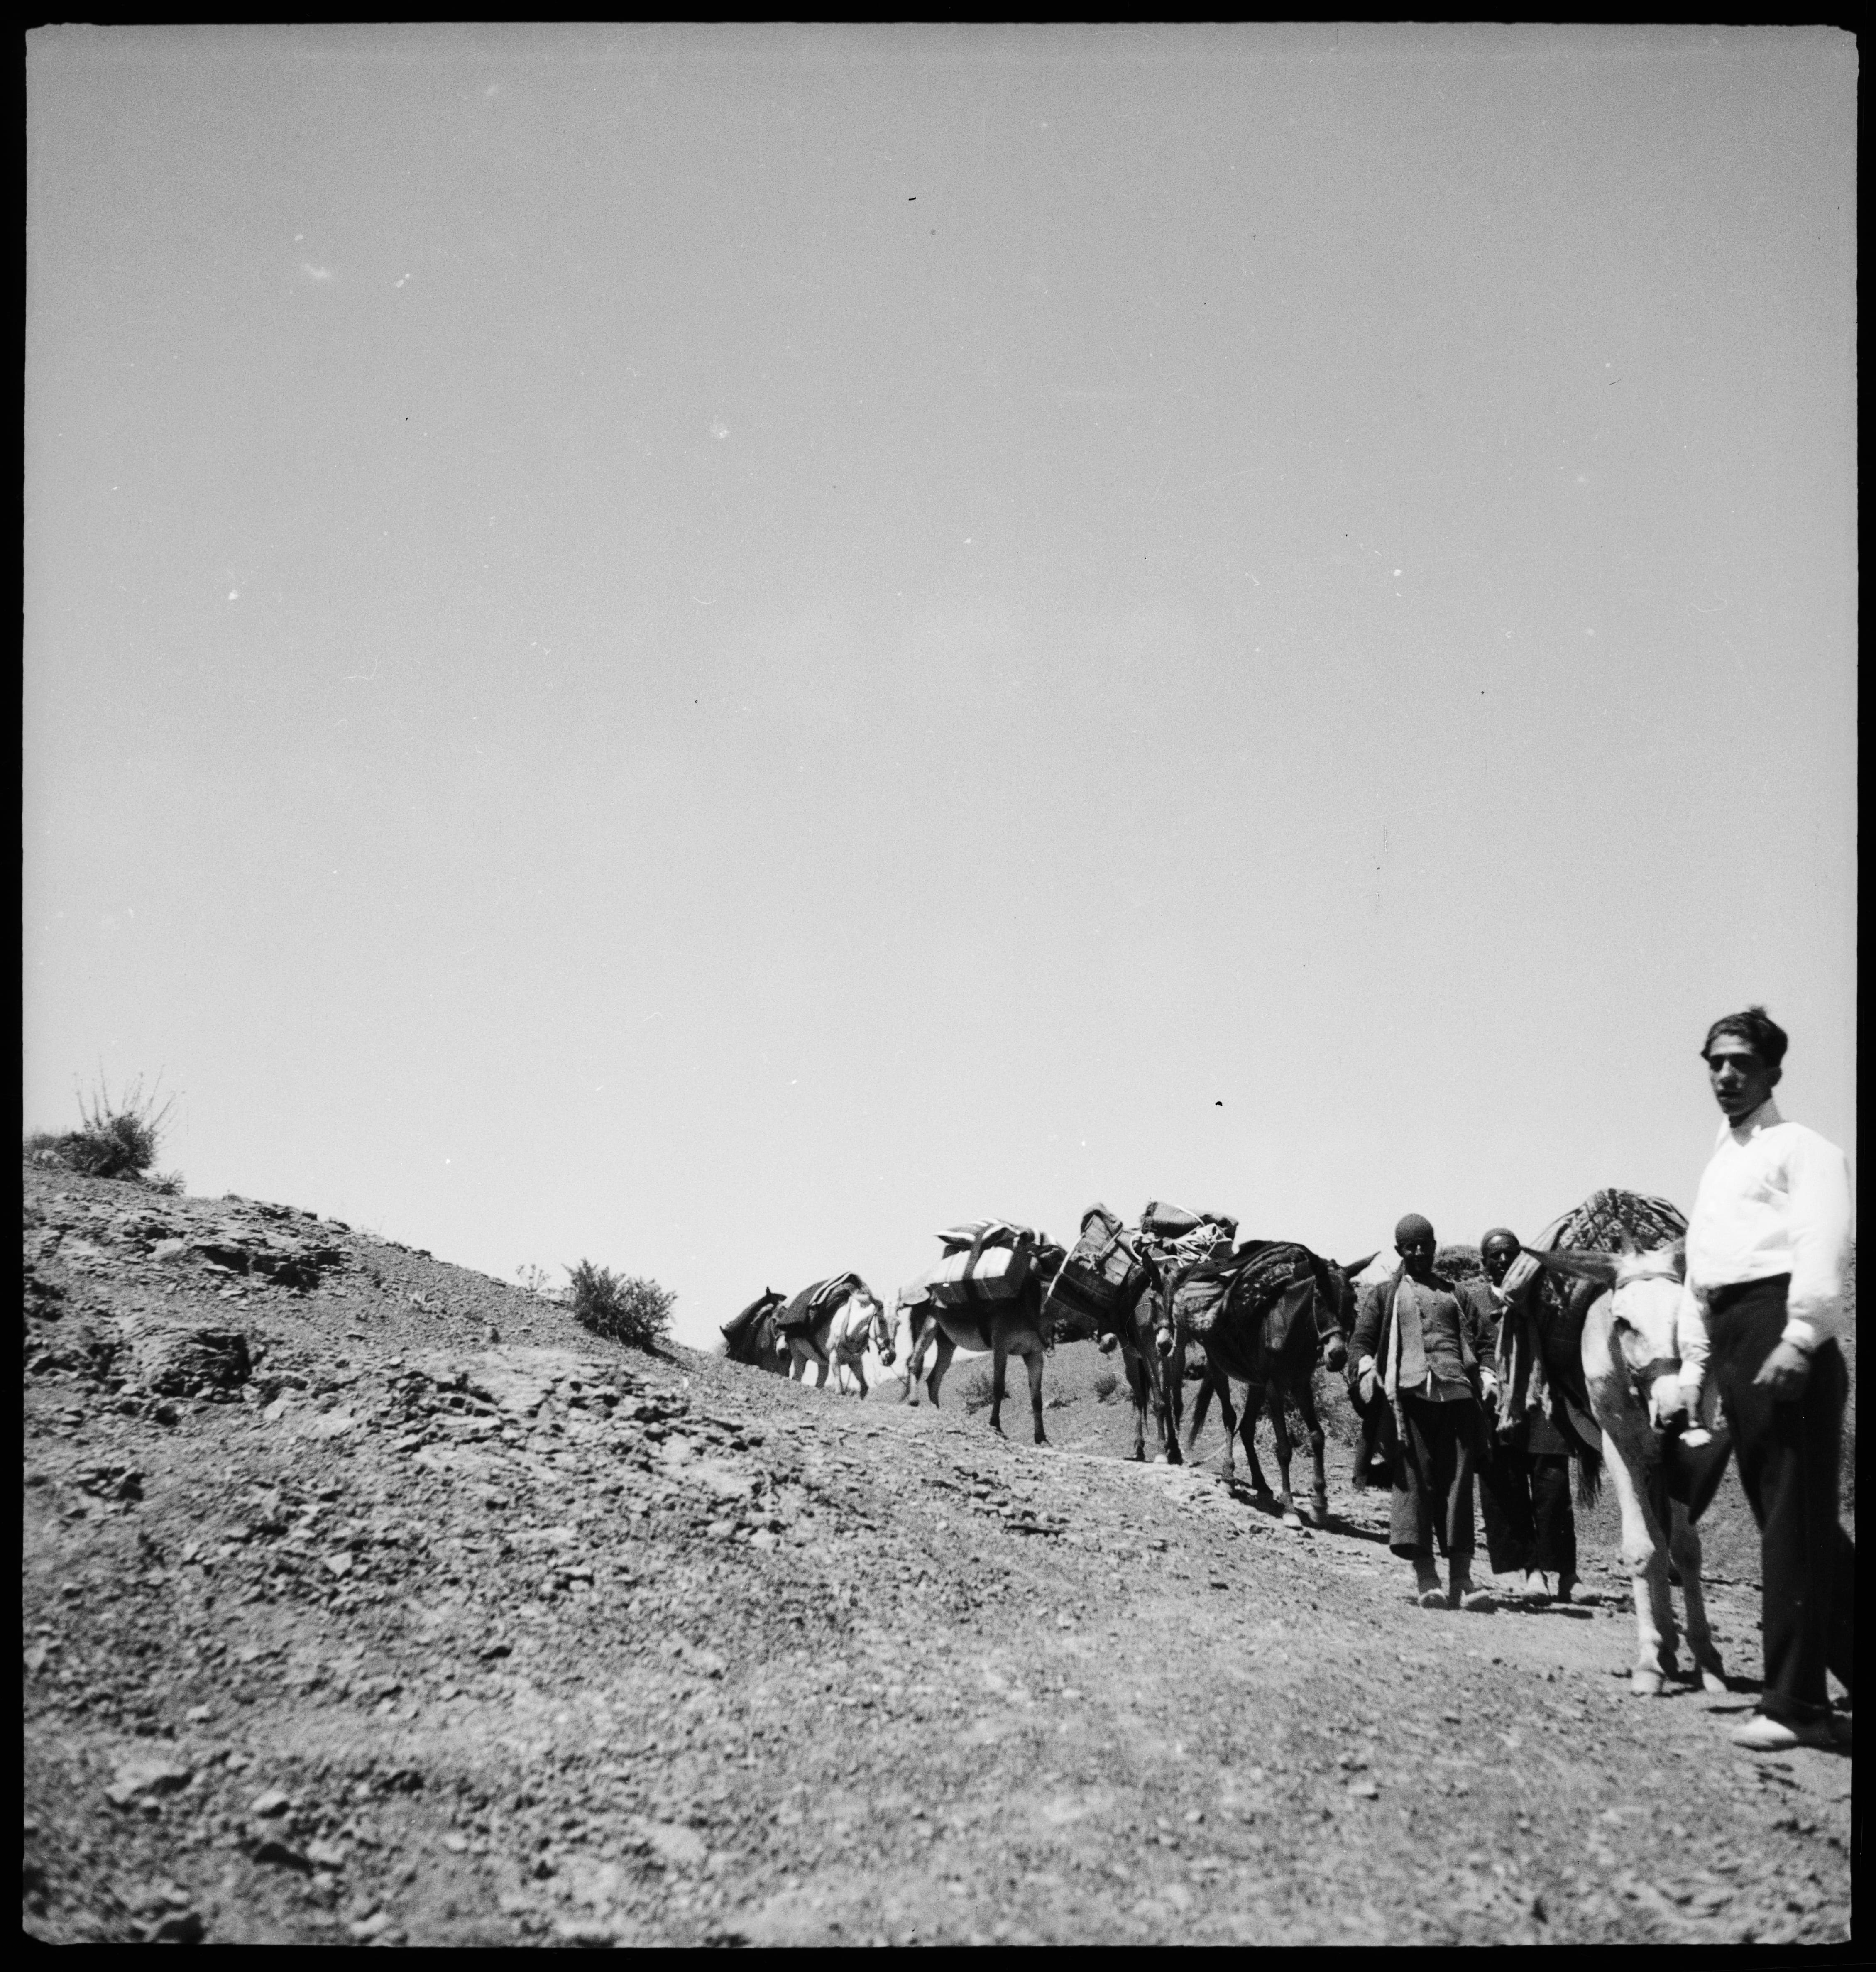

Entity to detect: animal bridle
[1609,1311,1680,1422]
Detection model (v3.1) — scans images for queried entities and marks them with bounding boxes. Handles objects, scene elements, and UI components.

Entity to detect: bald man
[1350,1214,1494,1610]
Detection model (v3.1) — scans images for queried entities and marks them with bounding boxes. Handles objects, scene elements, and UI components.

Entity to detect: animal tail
[1576,1445,1602,1511]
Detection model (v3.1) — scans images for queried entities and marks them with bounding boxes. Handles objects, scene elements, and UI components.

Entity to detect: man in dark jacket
[1472,1229,1597,1604]
[1350,1214,1493,1610]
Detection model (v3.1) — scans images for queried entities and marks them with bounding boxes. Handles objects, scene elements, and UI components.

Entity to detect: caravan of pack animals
[721,1188,1739,1698]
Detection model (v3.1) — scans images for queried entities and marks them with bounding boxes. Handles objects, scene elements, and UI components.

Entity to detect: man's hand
[1357,1360,1378,1407]
[1649,1372,1688,1433]
[1753,1339,1812,1399]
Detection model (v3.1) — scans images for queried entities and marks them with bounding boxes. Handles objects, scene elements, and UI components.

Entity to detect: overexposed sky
[25,25,1856,1347]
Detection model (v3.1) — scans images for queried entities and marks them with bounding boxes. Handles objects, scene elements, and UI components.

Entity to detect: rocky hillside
[22,1164,1851,1946]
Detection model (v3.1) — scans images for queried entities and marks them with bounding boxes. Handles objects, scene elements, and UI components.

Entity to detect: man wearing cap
[1350,1214,1494,1609]
[1472,1228,1596,1604]
[1682,1006,1854,1753]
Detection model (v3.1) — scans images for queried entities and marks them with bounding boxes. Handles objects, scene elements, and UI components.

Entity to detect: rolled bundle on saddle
[1048,1204,1148,1325]
[776,1272,866,1333]
[1139,1200,1238,1249]
[925,1220,1040,1308]
[1137,1201,1239,1283]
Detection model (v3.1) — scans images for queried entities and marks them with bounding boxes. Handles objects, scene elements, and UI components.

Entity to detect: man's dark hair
[1701,1004,1788,1070]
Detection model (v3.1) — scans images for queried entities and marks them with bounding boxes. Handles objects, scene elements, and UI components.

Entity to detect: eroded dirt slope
[22,1165,1852,1946]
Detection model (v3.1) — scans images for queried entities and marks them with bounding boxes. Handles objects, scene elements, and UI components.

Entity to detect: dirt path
[22,1165,1852,1945]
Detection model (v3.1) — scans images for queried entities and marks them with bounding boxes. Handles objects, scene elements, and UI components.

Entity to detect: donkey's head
[849,1286,895,1367]
[1525,1238,1687,1426]
[1310,1256,1353,1373]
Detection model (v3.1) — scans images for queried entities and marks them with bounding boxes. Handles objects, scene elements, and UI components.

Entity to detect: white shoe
[1730,1712,1836,1753]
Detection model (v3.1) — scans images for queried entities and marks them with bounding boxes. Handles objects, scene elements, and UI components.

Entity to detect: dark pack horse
[719,1287,790,1375]
[1154,1243,1352,1527]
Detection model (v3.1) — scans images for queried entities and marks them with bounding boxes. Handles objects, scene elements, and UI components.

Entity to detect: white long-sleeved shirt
[1682,1096,1855,1354]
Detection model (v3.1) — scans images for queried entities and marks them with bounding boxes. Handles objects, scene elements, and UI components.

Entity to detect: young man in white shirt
[1681,1006,1854,1752]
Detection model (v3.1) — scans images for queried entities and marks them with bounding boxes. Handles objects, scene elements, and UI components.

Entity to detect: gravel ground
[22,1163,1853,1946]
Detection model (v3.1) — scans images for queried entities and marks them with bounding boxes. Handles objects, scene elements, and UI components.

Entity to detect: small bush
[1093,1369,1120,1404]
[24,1073,176,1181]
[148,1170,186,1196]
[958,1362,995,1413]
[1436,1243,1483,1283]
[567,1260,674,1353]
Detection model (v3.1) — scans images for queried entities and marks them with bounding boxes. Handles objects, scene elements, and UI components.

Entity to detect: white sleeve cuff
[1781,1318,1820,1353]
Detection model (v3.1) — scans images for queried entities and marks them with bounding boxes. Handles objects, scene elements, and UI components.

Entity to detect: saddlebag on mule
[926,1224,1037,1307]
[1047,1204,1147,1324]
[1166,1258,1239,1344]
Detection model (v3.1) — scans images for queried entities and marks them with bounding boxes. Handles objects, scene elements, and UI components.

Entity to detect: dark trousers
[1478,1440,1576,1579]
[1390,1393,1479,1563]
[1709,1275,1855,1724]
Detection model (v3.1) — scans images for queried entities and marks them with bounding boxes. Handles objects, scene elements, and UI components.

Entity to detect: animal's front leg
[1024,1342,1047,1446]
[1208,1377,1239,1485]
[1122,1345,1148,1461]
[989,1340,1009,1436]
[1294,1377,1331,1527]
[1185,1374,1214,1457]
[1270,1390,1301,1527]
[927,1335,954,1408]
[1597,1407,1678,1693]
[1239,1385,1272,1500]
[1670,1500,1727,1693]
[1154,1341,1184,1466]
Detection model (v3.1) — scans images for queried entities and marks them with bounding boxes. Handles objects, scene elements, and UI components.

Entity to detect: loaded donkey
[898,1221,1086,1444]
[1521,1189,1733,1696]
[776,1273,895,1396]
[1154,1234,1352,1525]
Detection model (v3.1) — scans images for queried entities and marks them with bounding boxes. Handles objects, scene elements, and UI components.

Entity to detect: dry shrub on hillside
[567,1261,674,1353]
[24,1074,177,1182]
[1436,1244,1483,1282]
[958,1362,995,1413]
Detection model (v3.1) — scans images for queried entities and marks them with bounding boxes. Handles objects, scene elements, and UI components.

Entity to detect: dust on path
[22,1165,1852,1946]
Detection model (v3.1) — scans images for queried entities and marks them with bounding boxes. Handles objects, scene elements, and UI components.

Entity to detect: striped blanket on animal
[776,1272,866,1333]
[1536,1188,1687,1259]
[927,1220,1047,1308]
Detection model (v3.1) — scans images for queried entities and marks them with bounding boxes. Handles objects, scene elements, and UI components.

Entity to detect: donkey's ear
[1524,1247,1622,1287]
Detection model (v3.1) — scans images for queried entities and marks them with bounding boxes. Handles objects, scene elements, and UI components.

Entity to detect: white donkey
[1525,1225,1729,1698]
[784,1282,895,1397]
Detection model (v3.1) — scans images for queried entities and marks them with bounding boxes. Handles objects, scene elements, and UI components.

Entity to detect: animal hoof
[1700,1666,1729,1696]
[1630,1669,1665,1698]
[1282,1510,1304,1529]
[1152,1453,1169,1466]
